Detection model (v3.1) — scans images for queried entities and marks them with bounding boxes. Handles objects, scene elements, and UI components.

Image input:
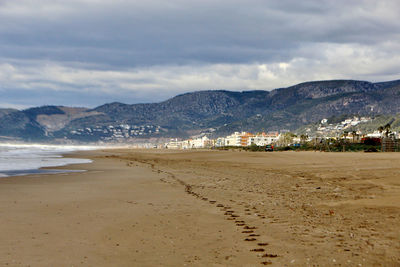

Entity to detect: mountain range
[1,79,400,142]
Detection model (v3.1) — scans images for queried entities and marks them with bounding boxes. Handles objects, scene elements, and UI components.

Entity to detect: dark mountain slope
[0,110,46,140]
[23,106,65,119]
[83,91,271,130]
[1,79,400,141]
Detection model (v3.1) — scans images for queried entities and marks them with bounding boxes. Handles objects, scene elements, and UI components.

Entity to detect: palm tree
[342,131,349,142]
[300,134,308,144]
[351,130,357,143]
[378,124,392,138]
[283,132,295,146]
[384,123,391,137]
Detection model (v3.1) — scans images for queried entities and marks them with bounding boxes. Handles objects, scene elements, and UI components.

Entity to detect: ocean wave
[0,144,95,176]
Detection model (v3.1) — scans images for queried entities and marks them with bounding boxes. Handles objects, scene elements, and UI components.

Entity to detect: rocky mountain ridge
[1,79,400,142]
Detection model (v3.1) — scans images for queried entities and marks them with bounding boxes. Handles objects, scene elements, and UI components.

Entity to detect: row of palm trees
[378,123,393,138]
[340,130,360,143]
[276,123,395,147]
[341,123,395,142]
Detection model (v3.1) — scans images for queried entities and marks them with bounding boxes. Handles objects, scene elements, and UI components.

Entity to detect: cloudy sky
[1,0,399,108]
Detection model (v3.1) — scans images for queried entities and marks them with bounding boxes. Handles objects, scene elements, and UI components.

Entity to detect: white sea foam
[0,143,100,177]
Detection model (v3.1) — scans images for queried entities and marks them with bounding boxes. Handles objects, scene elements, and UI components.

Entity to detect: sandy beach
[0,149,399,266]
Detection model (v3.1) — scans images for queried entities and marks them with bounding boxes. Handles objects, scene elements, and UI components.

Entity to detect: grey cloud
[0,0,399,107]
[1,0,399,68]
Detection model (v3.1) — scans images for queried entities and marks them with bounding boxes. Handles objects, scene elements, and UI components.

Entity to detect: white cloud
[1,40,399,106]
[0,0,399,107]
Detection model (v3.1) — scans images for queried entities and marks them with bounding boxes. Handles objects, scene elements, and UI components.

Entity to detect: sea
[0,143,96,177]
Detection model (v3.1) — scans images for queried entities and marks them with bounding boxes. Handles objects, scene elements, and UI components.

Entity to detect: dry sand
[0,149,399,266]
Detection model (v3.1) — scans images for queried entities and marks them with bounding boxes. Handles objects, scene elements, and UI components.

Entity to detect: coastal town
[68,124,163,140]
[165,116,400,149]
[63,115,400,150]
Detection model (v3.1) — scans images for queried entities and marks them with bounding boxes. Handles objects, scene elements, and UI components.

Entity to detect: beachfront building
[292,136,301,144]
[265,132,280,144]
[216,131,280,147]
[180,139,192,149]
[247,132,280,146]
[166,131,282,149]
[165,138,181,149]
[366,131,382,138]
[225,132,242,146]
[215,137,226,147]
[165,136,212,149]
[190,136,211,148]
[240,132,255,146]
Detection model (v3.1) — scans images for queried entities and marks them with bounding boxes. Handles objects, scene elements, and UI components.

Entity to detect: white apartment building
[215,137,226,147]
[165,139,181,149]
[366,131,382,138]
[180,140,191,149]
[225,132,242,146]
[190,136,210,148]
[247,132,279,146]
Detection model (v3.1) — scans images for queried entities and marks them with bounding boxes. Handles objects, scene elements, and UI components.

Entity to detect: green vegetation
[214,142,384,152]
[347,115,400,134]
[296,114,400,137]
[281,142,381,152]
[214,145,266,152]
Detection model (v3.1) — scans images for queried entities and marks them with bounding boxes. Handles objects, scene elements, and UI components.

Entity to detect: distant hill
[1,79,400,142]
[0,109,46,141]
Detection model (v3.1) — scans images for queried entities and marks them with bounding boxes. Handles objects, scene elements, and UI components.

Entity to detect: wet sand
[0,149,399,266]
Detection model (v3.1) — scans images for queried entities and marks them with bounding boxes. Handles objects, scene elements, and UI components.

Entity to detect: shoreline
[0,145,97,178]
[0,149,399,266]
[0,149,261,266]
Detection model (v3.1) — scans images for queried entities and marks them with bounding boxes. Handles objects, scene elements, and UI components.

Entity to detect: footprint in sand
[250,248,265,252]
[262,254,278,258]
[261,261,272,265]
[242,230,254,234]
[257,243,268,246]
[244,238,257,241]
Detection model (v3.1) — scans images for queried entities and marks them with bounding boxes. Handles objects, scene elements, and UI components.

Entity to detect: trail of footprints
[153,166,279,265]
[181,178,279,265]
